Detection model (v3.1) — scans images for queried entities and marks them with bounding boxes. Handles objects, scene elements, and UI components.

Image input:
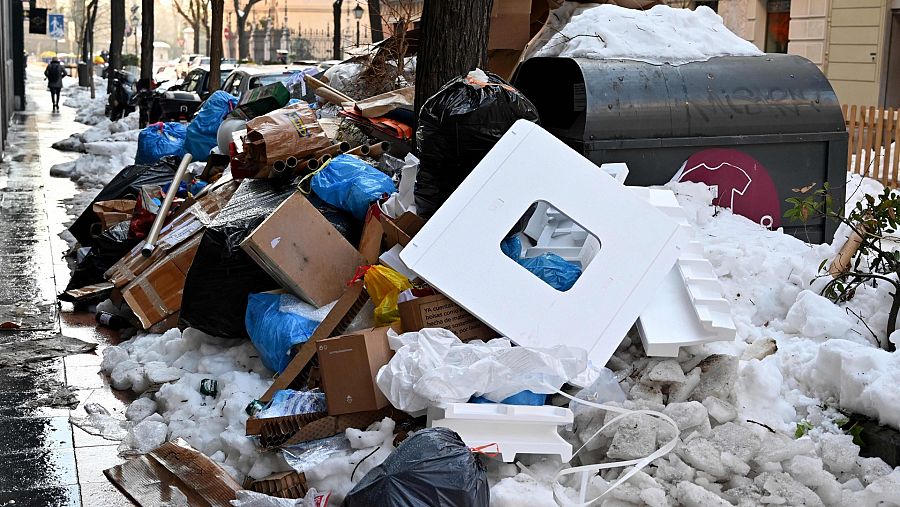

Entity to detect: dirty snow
[530,4,763,65]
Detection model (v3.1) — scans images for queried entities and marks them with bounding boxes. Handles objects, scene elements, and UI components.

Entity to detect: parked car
[175,53,202,78]
[220,65,319,102]
[181,65,235,100]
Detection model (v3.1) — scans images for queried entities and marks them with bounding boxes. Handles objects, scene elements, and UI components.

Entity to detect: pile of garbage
[57,7,900,507]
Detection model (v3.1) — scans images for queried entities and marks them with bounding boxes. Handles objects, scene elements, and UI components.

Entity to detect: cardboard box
[317,327,393,416]
[105,179,237,289]
[282,406,407,445]
[398,293,497,342]
[241,193,366,308]
[245,471,307,499]
[488,0,532,50]
[91,199,135,230]
[121,235,201,329]
[379,211,425,249]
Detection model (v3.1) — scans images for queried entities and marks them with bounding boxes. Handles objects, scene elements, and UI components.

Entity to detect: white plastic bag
[376,328,587,412]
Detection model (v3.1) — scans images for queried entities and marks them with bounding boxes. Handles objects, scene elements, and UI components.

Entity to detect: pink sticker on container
[676,148,782,230]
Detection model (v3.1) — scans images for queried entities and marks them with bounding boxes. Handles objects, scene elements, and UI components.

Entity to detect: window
[765,0,791,53]
[695,1,718,12]
[229,74,244,97]
[182,70,203,93]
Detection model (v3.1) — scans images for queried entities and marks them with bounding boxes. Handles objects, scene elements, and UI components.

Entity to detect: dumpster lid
[513,54,846,141]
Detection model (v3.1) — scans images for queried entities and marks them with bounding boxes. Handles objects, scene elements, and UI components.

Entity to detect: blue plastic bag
[311,154,396,220]
[470,390,547,406]
[519,253,582,291]
[135,122,186,164]
[184,90,237,162]
[245,293,321,373]
[502,236,582,291]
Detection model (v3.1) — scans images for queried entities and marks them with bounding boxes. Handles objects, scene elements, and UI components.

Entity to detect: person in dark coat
[44,58,67,111]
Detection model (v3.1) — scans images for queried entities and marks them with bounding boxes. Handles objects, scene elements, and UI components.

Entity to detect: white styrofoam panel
[427,403,574,462]
[633,188,736,356]
[400,120,684,366]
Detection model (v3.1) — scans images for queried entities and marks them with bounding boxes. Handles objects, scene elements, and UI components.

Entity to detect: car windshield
[251,73,296,88]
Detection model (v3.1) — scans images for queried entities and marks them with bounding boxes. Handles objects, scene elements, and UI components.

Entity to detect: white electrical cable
[550,388,680,507]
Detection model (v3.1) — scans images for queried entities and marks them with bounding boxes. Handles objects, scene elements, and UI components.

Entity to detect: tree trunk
[193,22,201,53]
[332,0,343,60]
[140,0,154,79]
[209,0,224,92]
[85,0,98,98]
[414,0,494,118]
[109,0,125,92]
[368,0,383,43]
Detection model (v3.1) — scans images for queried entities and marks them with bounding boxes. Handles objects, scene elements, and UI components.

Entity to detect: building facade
[710,0,900,106]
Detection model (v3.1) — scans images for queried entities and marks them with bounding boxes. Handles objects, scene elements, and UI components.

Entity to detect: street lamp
[130,10,139,54]
[353,3,364,46]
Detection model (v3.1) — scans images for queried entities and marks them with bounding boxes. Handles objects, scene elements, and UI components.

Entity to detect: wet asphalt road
[0,69,134,506]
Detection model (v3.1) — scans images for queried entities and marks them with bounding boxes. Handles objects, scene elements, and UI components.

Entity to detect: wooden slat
[873,107,886,184]
[884,108,894,186]
[865,106,877,177]
[854,106,867,174]
[892,110,900,188]
[847,104,857,165]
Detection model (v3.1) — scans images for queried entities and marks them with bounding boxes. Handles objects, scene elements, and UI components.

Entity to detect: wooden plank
[847,104,858,168]
[864,106,877,176]
[884,108,895,186]
[873,107,886,184]
[893,110,900,188]
[854,106,866,174]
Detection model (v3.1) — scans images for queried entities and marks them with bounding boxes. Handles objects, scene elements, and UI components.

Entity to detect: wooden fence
[842,105,900,188]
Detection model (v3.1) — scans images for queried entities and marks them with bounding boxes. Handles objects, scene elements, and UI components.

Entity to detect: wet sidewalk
[0,70,133,506]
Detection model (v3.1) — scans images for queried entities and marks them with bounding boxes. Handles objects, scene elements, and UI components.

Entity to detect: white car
[175,53,202,78]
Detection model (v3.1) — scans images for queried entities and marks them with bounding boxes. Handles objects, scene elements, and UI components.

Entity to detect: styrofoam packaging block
[600,162,629,183]
[427,402,574,462]
[633,188,736,356]
[400,120,684,367]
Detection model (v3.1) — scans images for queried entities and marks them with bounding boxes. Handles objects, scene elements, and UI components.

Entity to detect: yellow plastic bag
[363,265,412,325]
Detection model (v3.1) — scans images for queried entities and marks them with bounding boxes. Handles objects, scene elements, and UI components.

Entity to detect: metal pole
[141,153,193,257]
[356,19,359,46]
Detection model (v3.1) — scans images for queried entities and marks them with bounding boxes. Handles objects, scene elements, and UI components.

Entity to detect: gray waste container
[513,54,847,244]
[77,62,90,87]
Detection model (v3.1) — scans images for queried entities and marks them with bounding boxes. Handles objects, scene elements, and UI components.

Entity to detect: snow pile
[49,140,137,189]
[62,78,114,126]
[98,327,289,482]
[530,4,763,65]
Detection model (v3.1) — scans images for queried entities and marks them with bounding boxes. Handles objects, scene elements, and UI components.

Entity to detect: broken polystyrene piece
[400,120,684,366]
[378,244,418,281]
[631,187,736,356]
[600,162,629,183]
[426,402,574,462]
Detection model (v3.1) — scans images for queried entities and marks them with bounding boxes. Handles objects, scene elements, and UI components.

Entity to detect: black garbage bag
[414,71,539,219]
[68,156,180,247]
[343,427,490,507]
[64,221,139,292]
[179,179,297,339]
[307,192,361,245]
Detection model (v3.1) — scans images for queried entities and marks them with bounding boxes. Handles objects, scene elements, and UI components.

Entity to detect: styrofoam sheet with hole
[399,120,684,366]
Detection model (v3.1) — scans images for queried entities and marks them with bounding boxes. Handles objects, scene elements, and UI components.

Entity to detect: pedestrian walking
[44,58,67,111]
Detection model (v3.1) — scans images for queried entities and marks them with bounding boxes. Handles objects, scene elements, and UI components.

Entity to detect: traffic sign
[48,14,65,39]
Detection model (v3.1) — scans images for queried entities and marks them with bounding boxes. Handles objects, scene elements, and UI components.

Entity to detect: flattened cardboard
[241,193,366,308]
[398,294,497,342]
[92,199,136,230]
[122,235,201,329]
[317,327,393,416]
[246,471,307,499]
[104,438,241,507]
[399,120,684,367]
[282,406,408,445]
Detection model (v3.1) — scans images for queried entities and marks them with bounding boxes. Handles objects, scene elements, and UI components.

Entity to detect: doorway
[885,11,900,107]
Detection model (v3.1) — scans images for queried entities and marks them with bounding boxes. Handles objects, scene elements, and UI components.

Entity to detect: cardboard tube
[305,75,355,103]
[306,157,321,171]
[829,226,866,277]
[286,156,298,170]
[142,153,193,258]
[368,142,391,158]
[312,142,351,159]
[315,87,352,107]
[272,160,287,175]
[346,144,371,157]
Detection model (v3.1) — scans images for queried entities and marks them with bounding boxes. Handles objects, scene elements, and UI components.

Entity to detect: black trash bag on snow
[67,156,180,247]
[64,220,139,292]
[343,427,490,507]
[414,70,539,219]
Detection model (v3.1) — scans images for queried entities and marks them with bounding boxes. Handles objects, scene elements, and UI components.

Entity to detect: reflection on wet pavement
[0,68,133,506]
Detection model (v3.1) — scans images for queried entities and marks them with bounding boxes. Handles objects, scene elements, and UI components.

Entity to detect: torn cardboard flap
[104,438,241,507]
